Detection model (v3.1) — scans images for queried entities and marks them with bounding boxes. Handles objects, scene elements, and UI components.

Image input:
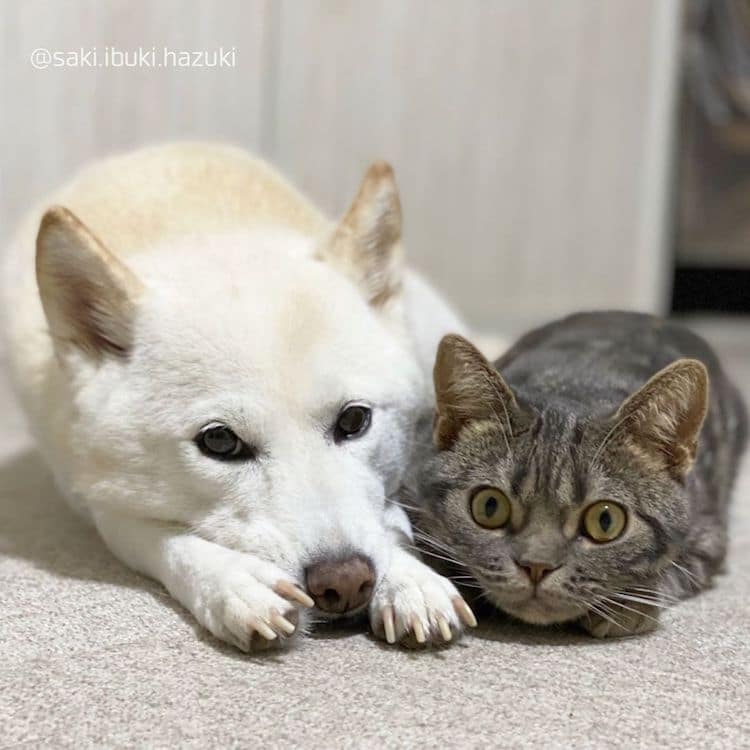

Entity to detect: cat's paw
[369,550,476,648]
[580,602,659,639]
[193,555,314,652]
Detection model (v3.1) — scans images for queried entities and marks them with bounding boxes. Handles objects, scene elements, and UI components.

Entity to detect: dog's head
[36,163,426,618]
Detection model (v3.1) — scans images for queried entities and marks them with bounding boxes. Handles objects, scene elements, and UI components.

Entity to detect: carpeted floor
[1,319,748,749]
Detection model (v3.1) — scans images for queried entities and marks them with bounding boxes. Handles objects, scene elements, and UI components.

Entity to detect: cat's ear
[36,206,143,360]
[317,161,403,306]
[613,358,709,477]
[433,334,524,449]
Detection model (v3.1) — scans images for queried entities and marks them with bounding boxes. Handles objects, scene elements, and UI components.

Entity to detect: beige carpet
[1,319,749,749]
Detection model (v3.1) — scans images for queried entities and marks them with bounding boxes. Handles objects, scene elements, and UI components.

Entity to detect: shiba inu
[1,143,476,651]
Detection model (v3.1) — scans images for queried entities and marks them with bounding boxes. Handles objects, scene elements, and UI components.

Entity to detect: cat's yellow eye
[470,487,511,529]
[583,501,627,542]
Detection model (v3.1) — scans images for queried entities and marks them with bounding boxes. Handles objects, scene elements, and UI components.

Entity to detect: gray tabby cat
[415,312,747,637]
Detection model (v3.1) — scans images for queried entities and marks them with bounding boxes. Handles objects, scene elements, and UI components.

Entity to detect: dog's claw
[274,580,314,608]
[436,613,452,642]
[452,597,477,628]
[371,552,466,648]
[383,605,396,644]
[411,615,426,644]
[269,608,296,635]
[252,618,278,640]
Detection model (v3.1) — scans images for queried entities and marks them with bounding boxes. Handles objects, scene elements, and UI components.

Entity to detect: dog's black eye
[334,403,372,442]
[196,423,253,461]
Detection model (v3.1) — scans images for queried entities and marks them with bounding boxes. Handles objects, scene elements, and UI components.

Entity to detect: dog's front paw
[580,601,659,639]
[369,550,476,648]
[194,555,314,652]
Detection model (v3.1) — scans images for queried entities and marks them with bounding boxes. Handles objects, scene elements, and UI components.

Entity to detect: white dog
[1,143,476,650]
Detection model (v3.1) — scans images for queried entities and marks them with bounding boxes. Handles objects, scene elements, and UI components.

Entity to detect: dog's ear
[318,161,403,306]
[36,206,143,360]
[610,358,709,478]
[433,334,526,450]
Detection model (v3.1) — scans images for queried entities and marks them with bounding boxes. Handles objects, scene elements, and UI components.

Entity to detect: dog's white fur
[1,143,471,650]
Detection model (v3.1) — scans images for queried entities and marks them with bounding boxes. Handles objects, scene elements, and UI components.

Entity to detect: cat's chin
[494,595,583,626]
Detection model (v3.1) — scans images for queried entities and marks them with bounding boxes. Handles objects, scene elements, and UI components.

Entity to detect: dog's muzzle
[305,554,375,615]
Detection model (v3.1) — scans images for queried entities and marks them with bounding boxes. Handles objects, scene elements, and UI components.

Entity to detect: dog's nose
[517,559,560,585]
[305,555,375,614]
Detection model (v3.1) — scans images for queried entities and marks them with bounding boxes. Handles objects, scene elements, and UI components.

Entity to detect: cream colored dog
[1,143,476,651]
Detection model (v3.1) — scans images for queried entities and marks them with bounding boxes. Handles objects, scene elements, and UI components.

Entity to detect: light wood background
[0,0,682,331]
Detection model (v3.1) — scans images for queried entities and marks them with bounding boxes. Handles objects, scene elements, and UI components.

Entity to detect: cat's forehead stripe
[514,409,582,508]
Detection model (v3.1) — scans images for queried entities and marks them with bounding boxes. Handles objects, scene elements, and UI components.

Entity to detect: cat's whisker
[453,580,485,590]
[411,533,458,559]
[627,585,678,600]
[591,597,626,621]
[623,586,679,603]
[586,601,628,632]
[412,525,452,546]
[407,543,467,570]
[412,527,467,559]
[670,561,701,589]
[598,596,661,624]
[571,591,630,631]
[654,573,684,602]
[609,592,673,610]
[389,498,424,514]
[589,604,622,628]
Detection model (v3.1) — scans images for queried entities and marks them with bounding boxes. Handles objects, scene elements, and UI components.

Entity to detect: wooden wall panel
[0,0,682,330]
[0,0,271,233]
[270,0,682,328]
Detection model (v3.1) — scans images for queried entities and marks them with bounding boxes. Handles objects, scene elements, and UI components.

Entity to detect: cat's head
[416,334,708,626]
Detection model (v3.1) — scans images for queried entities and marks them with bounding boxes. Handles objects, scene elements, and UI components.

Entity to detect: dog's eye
[196,423,253,461]
[334,403,372,442]
[582,501,627,542]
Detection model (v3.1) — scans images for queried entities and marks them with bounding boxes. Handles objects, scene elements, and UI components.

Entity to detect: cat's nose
[516,559,560,584]
[305,555,375,614]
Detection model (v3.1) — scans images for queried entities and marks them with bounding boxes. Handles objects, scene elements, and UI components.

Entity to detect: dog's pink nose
[305,555,375,614]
